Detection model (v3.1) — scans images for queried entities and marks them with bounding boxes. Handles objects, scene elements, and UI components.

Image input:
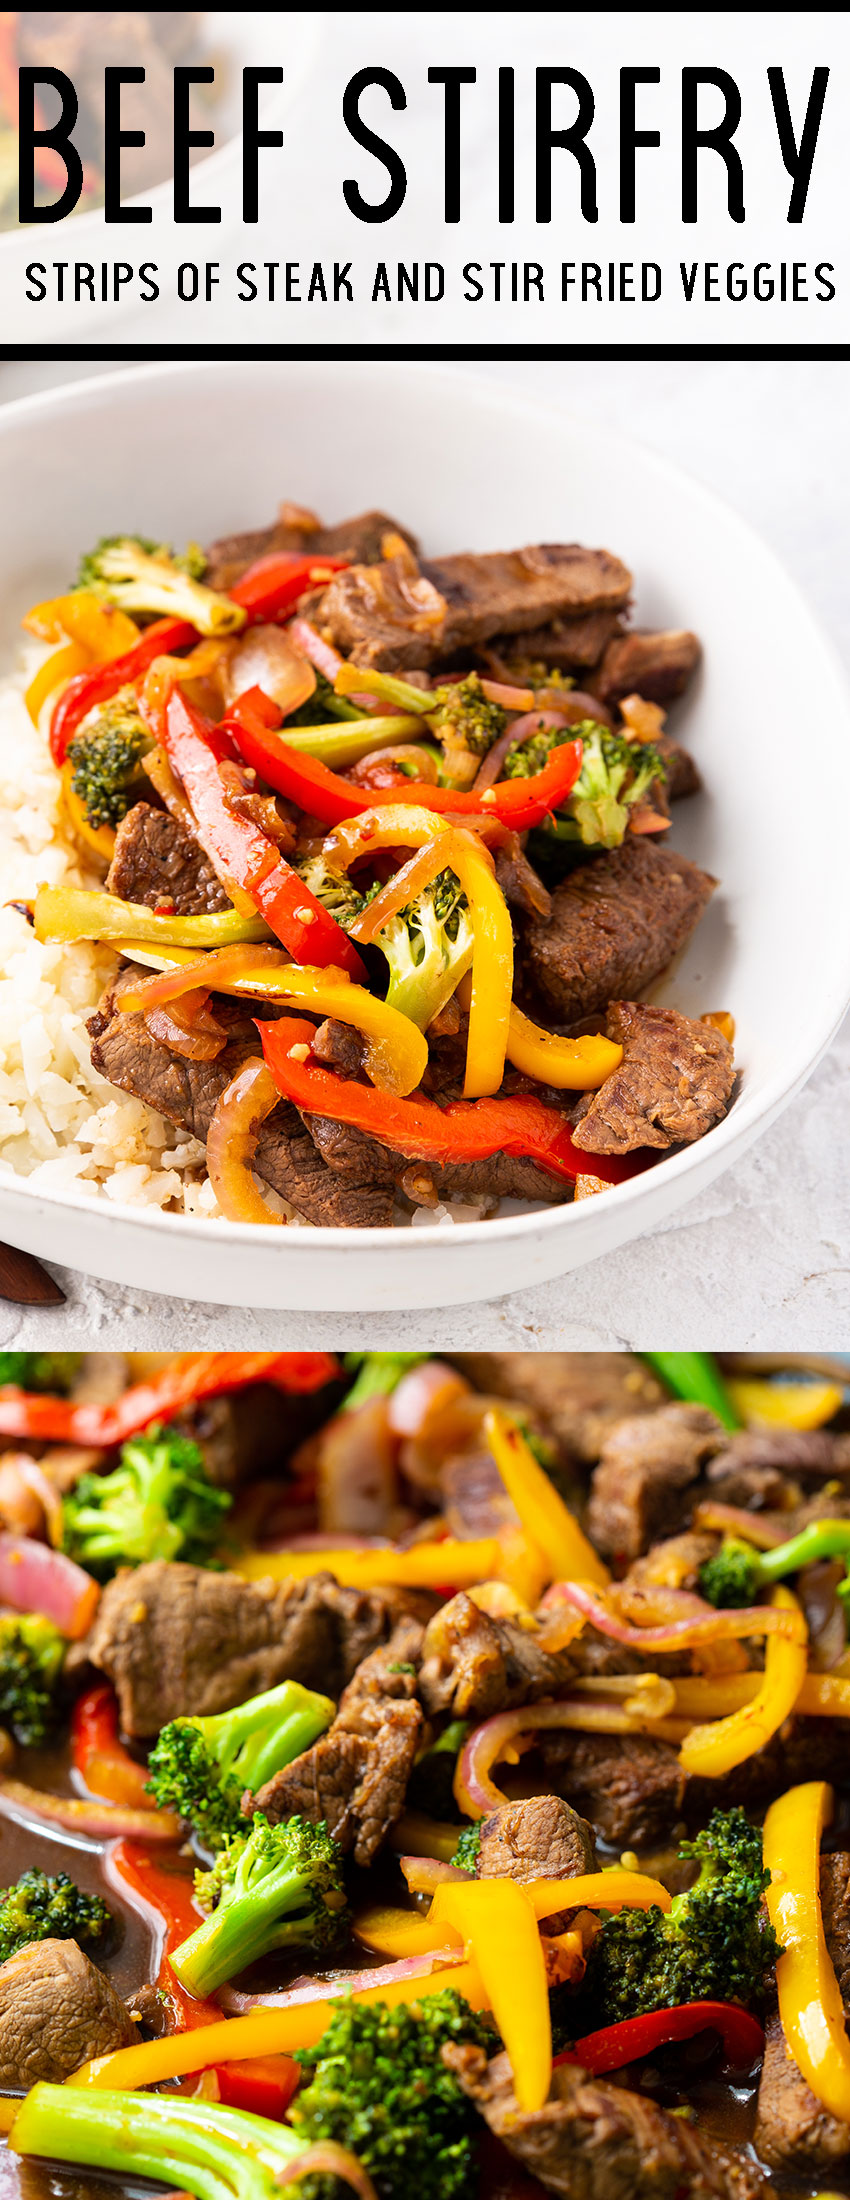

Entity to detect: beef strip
[591,627,702,708]
[0,1940,136,2087]
[480,607,626,674]
[540,1731,687,1850]
[178,1378,339,1490]
[417,1592,577,1722]
[708,1427,850,1503]
[305,1111,569,1210]
[84,1559,406,1735]
[518,837,715,1025]
[476,1794,597,1924]
[450,1355,665,1466]
[755,2006,850,2177]
[586,1403,724,1561]
[310,1018,366,1079]
[254,1632,423,1866]
[572,1001,735,1155]
[445,2044,765,2199]
[657,733,702,801]
[106,802,230,915]
[88,994,397,1228]
[315,543,632,673]
[204,508,418,592]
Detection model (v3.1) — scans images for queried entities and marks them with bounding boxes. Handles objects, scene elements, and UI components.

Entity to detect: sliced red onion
[553,1579,804,1649]
[0,1773,182,1845]
[276,2143,378,2199]
[398,1856,468,1895]
[217,1946,465,2014]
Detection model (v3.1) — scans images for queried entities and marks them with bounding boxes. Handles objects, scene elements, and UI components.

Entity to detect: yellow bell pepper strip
[485,1407,610,1588]
[25,640,90,727]
[32,884,270,952]
[726,1375,845,1432]
[763,1779,850,2124]
[0,2101,14,2134]
[493,1524,551,1608]
[678,1586,808,1778]
[428,1877,552,2110]
[388,1812,467,1862]
[505,1004,623,1092]
[60,762,117,865]
[66,1964,489,2090]
[237,1538,499,1592]
[115,950,428,1100]
[671,1669,850,1725]
[518,1871,672,1921]
[24,591,140,658]
[352,1906,451,1959]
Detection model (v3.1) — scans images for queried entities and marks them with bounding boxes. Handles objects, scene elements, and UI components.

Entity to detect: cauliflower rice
[0,666,489,1229]
[0,664,226,1219]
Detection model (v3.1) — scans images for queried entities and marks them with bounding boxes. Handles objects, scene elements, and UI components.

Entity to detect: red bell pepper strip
[48,617,198,763]
[555,2001,765,2078]
[214,2055,301,2119]
[0,1351,339,1447]
[107,1839,220,2033]
[257,1020,645,1190]
[71,1683,157,1812]
[228,552,349,622]
[163,688,367,979]
[226,687,583,832]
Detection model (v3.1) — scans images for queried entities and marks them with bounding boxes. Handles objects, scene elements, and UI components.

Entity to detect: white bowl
[1,358,848,1311]
[1,13,323,340]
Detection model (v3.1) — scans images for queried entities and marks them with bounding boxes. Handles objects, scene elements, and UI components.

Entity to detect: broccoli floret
[145,1678,335,1850]
[453,1821,482,1874]
[291,1990,494,2200]
[10,2086,306,2199]
[0,1615,65,1747]
[340,1352,429,1412]
[169,1813,346,1999]
[61,1421,231,1579]
[578,1807,781,2027]
[287,668,362,726]
[67,688,153,831]
[76,535,245,636]
[295,853,370,936]
[0,1353,81,1393]
[335,666,506,788]
[0,1867,112,1964]
[506,720,666,850]
[699,1518,850,1610]
[377,866,475,1032]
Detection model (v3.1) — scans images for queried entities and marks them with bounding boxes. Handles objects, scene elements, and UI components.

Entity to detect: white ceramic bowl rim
[1,355,849,1270]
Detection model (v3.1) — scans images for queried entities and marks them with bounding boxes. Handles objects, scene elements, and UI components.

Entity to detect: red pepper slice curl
[257,1019,645,1190]
[107,1839,220,2033]
[227,553,350,622]
[555,2000,765,2077]
[225,686,583,833]
[162,688,367,979]
[71,1683,157,1811]
[0,1350,339,1447]
[48,618,198,763]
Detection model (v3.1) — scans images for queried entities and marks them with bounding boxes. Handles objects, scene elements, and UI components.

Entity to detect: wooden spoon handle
[0,1243,65,1305]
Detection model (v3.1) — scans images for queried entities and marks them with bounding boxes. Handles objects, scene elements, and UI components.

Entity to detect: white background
[4,9,849,343]
[1,350,847,1351]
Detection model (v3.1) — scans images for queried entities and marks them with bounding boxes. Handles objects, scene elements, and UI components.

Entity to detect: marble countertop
[2,355,847,1348]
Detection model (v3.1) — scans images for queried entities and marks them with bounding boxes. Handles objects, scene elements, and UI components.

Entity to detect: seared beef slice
[106,803,230,915]
[0,1940,135,2086]
[84,1560,403,1734]
[446,2044,765,2199]
[519,838,715,1024]
[587,1403,723,1560]
[317,542,632,673]
[573,1001,735,1154]
[255,1627,424,1867]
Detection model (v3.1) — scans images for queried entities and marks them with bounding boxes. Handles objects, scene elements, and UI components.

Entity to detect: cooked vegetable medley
[19,502,736,1227]
[0,1348,845,2197]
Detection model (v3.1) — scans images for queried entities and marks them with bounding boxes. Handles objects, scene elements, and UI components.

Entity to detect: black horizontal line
[1,342,848,363]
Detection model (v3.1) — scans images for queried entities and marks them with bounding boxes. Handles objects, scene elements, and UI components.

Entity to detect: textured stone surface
[1,356,847,1346]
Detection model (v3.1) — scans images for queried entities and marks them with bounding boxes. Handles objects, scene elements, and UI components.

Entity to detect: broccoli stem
[172,1853,325,1998]
[10,2085,303,2200]
[753,1519,850,1586]
[639,1352,740,1432]
[341,1352,428,1412]
[337,665,435,716]
[195,1677,336,1793]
